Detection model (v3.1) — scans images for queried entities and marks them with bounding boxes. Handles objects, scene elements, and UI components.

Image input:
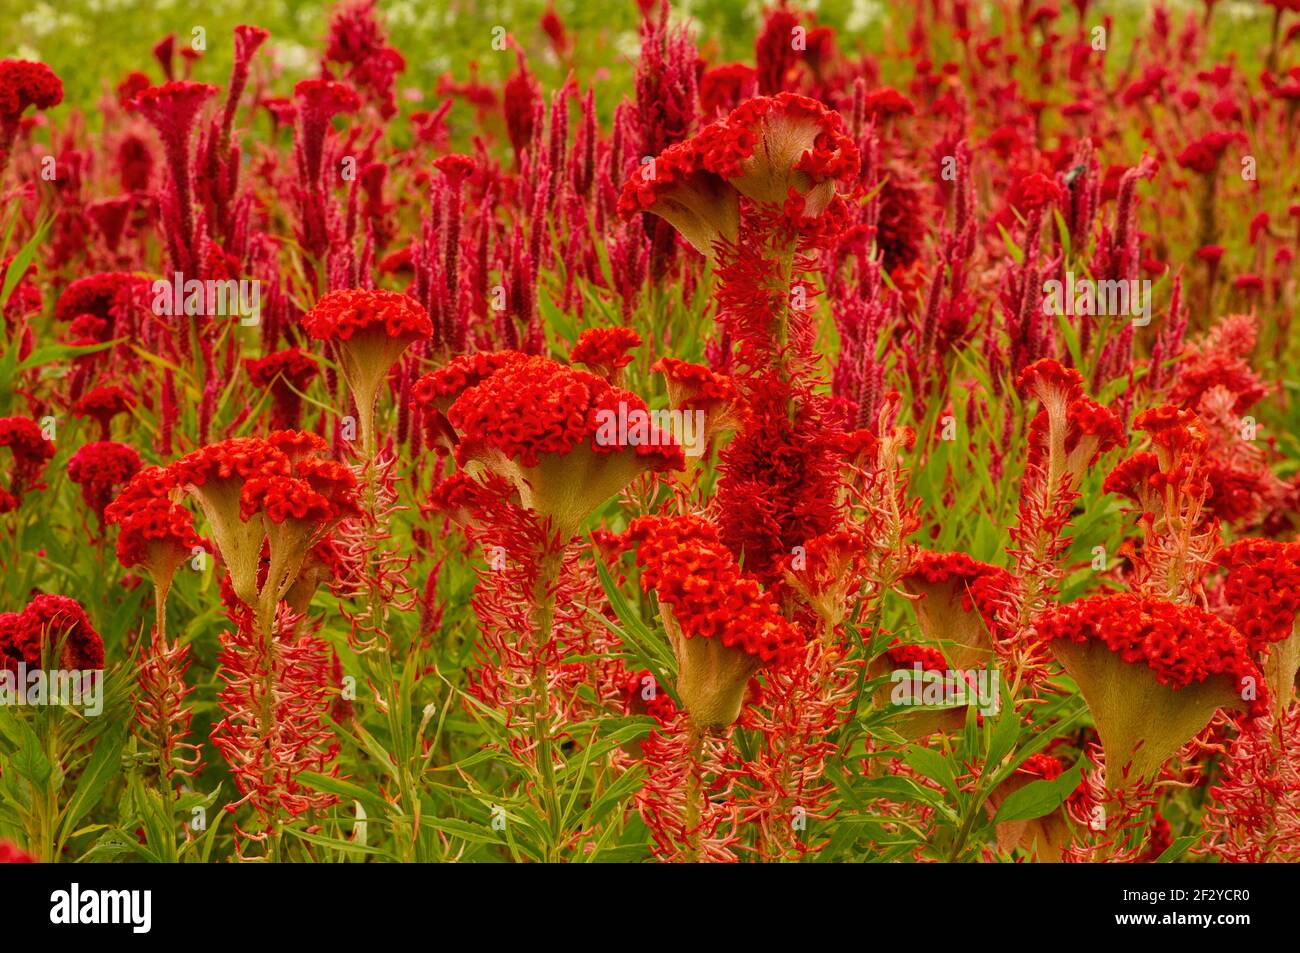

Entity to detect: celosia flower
[0,594,104,671]
[0,416,55,512]
[0,842,34,863]
[105,466,201,598]
[239,465,358,607]
[0,60,62,175]
[1203,706,1300,862]
[1176,131,1239,174]
[245,348,319,430]
[293,78,360,186]
[72,385,135,439]
[619,92,858,258]
[782,530,867,631]
[411,350,525,448]
[1035,594,1263,787]
[652,357,742,442]
[67,440,141,523]
[699,63,757,117]
[1009,171,1066,214]
[0,60,63,121]
[129,81,218,254]
[628,514,803,727]
[170,437,293,604]
[301,288,431,456]
[325,0,406,119]
[53,272,151,336]
[985,753,1074,861]
[444,354,683,539]
[568,327,642,384]
[903,551,1010,669]
[1218,539,1300,714]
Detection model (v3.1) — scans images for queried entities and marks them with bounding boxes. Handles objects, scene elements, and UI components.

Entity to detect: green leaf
[1155,834,1199,863]
[0,218,50,310]
[299,771,392,820]
[993,761,1084,824]
[61,724,125,835]
[903,744,957,798]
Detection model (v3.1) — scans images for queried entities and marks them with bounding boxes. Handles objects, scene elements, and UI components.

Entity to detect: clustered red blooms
[67,440,142,521]
[72,385,136,438]
[3,0,1299,867]
[0,594,104,671]
[300,287,432,343]
[568,326,642,380]
[1218,539,1300,652]
[618,91,858,255]
[244,348,319,429]
[104,467,202,579]
[904,550,1010,636]
[628,514,802,667]
[445,354,683,472]
[884,641,948,672]
[0,841,35,863]
[0,59,63,174]
[0,416,55,512]
[1035,594,1262,704]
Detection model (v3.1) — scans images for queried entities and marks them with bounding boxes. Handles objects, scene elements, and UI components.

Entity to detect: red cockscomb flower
[628,513,803,727]
[0,594,104,671]
[1036,594,1263,787]
[568,326,642,382]
[445,354,683,538]
[619,92,858,257]
[301,288,431,455]
[0,416,55,512]
[1176,131,1239,174]
[0,842,34,863]
[0,60,62,175]
[68,440,142,523]
[245,348,319,430]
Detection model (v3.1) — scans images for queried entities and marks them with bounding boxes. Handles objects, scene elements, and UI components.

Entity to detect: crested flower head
[72,385,136,438]
[568,327,642,383]
[619,92,858,257]
[443,354,683,539]
[0,594,103,671]
[0,60,63,121]
[170,437,293,604]
[628,513,803,727]
[1218,539,1300,653]
[106,466,202,591]
[1036,593,1263,787]
[903,551,1010,668]
[302,288,432,455]
[245,348,319,429]
[0,416,55,512]
[68,440,142,522]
